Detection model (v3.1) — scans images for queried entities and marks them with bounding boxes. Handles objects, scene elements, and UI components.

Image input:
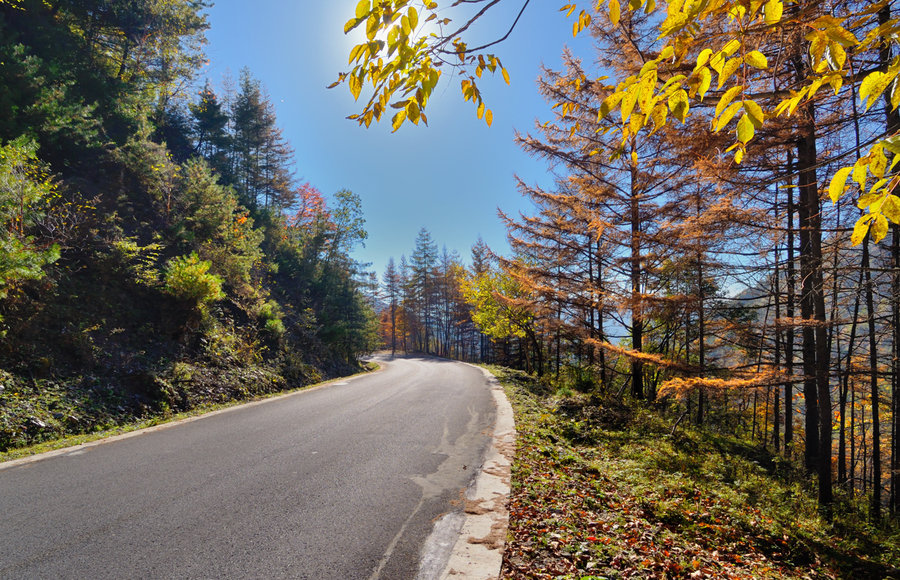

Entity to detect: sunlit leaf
[872,214,889,243]
[355,0,369,19]
[744,51,768,69]
[609,0,621,25]
[883,194,900,224]
[764,0,783,25]
[736,113,755,143]
[828,166,853,203]
[852,214,874,246]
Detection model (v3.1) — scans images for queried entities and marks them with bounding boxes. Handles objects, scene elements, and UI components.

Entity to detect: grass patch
[489,366,900,579]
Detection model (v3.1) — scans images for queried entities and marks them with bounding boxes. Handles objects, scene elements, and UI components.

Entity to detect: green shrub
[264,317,286,337]
[163,252,225,307]
[256,299,280,321]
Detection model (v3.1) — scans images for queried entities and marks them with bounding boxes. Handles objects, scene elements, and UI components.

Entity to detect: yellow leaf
[599,92,624,120]
[744,51,768,69]
[891,77,900,111]
[828,166,852,203]
[696,48,713,69]
[851,215,874,246]
[355,0,369,19]
[853,158,868,190]
[718,57,742,89]
[629,111,645,134]
[407,100,421,124]
[872,214,889,243]
[742,99,765,126]
[736,113,755,143]
[349,44,365,65]
[713,102,744,133]
[609,0,621,25]
[715,101,743,132]
[621,83,640,122]
[883,194,900,224]
[649,103,668,134]
[735,147,744,164]
[668,89,689,123]
[391,109,407,132]
[502,67,510,85]
[825,25,858,47]
[698,67,712,100]
[871,145,888,178]
[366,14,380,41]
[715,85,744,117]
[722,39,741,57]
[477,101,485,119]
[861,72,889,111]
[764,0,783,25]
[710,52,725,75]
[857,192,881,210]
[349,75,362,100]
[485,109,493,127]
[869,179,888,198]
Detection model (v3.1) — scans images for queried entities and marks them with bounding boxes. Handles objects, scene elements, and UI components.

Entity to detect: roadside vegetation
[491,367,900,579]
[0,361,379,463]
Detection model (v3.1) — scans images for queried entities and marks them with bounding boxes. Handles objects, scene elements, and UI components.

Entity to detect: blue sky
[200,1,592,277]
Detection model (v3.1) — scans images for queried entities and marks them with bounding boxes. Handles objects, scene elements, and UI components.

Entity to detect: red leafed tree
[289,183,330,229]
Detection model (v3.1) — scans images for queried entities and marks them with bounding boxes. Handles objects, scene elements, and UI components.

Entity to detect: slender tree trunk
[697,196,706,425]
[852,377,857,496]
[630,161,644,400]
[597,248,608,388]
[796,135,820,476]
[863,232,882,520]
[839,270,863,486]
[774,223,782,451]
[785,149,796,459]
[879,0,900,517]
[892,224,900,516]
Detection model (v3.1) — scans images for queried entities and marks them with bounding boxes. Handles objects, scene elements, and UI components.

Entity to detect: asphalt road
[0,355,495,579]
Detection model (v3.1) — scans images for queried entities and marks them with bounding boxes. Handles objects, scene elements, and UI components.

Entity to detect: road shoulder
[420,364,515,580]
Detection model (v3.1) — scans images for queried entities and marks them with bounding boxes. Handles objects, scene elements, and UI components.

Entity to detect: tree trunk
[785,149,796,459]
[630,162,644,400]
[863,232,881,520]
[797,102,832,505]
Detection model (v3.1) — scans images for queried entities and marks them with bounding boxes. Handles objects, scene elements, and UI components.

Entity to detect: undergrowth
[490,366,900,579]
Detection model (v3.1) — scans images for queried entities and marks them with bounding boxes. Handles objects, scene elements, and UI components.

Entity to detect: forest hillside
[0,0,378,451]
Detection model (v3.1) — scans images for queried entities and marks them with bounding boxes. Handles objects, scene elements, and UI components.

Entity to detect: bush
[264,317,286,337]
[163,252,224,308]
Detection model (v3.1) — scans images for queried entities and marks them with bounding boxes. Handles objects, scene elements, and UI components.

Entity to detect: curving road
[0,355,496,579]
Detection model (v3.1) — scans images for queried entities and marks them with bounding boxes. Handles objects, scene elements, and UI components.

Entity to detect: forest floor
[490,367,900,579]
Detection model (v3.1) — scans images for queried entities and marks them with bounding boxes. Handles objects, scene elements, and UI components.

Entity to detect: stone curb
[437,365,516,580]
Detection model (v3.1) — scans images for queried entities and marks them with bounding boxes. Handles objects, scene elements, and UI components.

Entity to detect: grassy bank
[0,361,379,463]
[491,367,900,579]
